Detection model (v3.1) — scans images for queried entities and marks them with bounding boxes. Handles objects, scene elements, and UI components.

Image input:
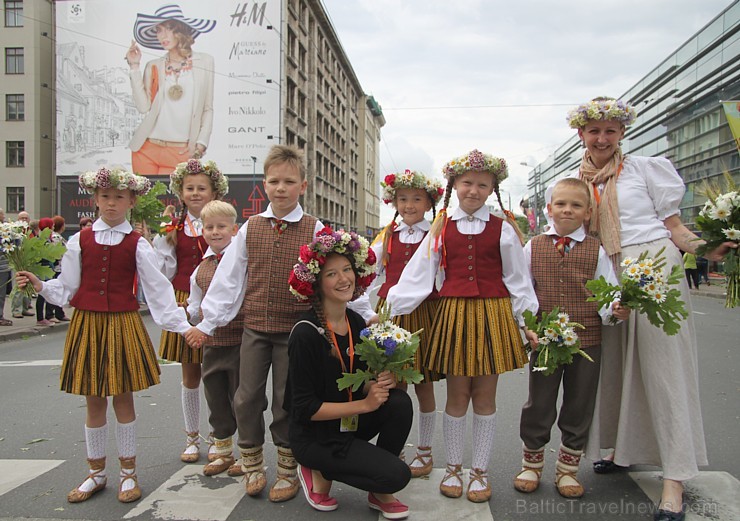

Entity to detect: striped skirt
[158,288,202,364]
[60,309,161,396]
[425,297,527,377]
[377,297,443,383]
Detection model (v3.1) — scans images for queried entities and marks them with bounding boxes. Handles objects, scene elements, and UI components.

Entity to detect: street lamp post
[250,156,257,177]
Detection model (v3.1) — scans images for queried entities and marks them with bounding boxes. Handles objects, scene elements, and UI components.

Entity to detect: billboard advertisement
[55,0,281,220]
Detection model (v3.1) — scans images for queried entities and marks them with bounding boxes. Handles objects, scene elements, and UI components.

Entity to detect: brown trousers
[520,346,602,451]
[234,327,290,449]
[202,344,240,440]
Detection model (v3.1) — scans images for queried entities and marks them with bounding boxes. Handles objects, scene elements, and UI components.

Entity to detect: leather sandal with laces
[204,455,235,476]
[555,445,584,498]
[118,457,142,503]
[180,431,200,463]
[439,464,463,498]
[467,468,491,503]
[67,457,107,503]
[514,466,542,493]
[206,432,218,463]
[408,447,433,478]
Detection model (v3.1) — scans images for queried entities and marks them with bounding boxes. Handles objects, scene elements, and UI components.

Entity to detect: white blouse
[39,218,191,334]
[386,206,538,326]
[153,211,203,280]
[349,219,431,322]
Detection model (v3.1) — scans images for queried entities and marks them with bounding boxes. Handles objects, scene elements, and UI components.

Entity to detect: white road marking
[124,465,245,520]
[0,360,62,367]
[0,459,64,496]
[393,468,493,521]
[630,470,740,520]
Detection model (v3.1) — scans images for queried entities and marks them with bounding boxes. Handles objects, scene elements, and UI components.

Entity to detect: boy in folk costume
[17,168,192,503]
[185,200,244,477]
[514,178,629,498]
[186,145,323,502]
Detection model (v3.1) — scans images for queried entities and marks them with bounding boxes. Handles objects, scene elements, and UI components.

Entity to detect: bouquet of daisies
[336,303,423,392]
[694,175,739,308]
[0,223,66,299]
[522,308,591,376]
[586,247,687,335]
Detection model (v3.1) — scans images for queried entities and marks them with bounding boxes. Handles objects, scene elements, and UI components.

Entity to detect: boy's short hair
[552,177,591,206]
[201,200,237,223]
[263,144,306,180]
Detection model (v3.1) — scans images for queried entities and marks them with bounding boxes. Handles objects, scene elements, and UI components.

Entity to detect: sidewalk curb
[0,307,152,344]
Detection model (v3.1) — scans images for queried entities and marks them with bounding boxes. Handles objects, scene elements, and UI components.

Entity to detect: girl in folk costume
[351,169,444,478]
[387,150,538,503]
[565,98,736,521]
[16,168,191,503]
[154,158,228,463]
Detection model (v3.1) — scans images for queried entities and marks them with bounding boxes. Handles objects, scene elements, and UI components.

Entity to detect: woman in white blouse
[125,4,216,175]
[566,98,735,521]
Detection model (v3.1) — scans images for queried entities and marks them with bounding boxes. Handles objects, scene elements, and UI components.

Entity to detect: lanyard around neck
[326,317,354,401]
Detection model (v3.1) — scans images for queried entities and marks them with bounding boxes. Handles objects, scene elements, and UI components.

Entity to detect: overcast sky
[321,0,735,220]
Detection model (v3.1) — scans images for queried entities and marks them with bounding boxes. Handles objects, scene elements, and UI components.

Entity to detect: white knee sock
[470,413,496,492]
[418,410,436,449]
[442,413,465,487]
[78,424,108,493]
[181,384,200,434]
[116,419,137,459]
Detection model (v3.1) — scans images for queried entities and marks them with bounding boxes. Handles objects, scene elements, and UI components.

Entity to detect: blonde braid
[430,182,453,239]
[493,184,525,246]
[310,294,335,352]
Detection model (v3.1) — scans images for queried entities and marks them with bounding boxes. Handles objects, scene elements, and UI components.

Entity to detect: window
[4,1,23,27]
[6,141,24,166]
[6,94,23,120]
[6,187,24,213]
[5,47,23,74]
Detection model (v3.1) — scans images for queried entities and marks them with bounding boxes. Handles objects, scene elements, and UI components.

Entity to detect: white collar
[92,218,132,233]
[262,203,304,222]
[396,219,431,232]
[450,206,490,222]
[545,225,586,242]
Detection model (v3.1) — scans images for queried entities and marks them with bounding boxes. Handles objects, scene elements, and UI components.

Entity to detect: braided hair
[493,184,525,246]
[430,181,454,240]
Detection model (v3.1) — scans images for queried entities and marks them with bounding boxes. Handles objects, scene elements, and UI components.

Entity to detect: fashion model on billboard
[125,4,216,175]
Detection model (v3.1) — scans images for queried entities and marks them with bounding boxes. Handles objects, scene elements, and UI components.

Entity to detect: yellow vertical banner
[722,101,740,154]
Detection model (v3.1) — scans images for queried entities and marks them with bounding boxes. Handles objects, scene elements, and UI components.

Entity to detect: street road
[0,295,738,520]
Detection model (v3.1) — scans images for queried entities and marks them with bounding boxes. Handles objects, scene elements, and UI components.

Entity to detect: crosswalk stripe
[396,468,493,520]
[630,470,740,520]
[123,465,245,520]
[0,459,64,497]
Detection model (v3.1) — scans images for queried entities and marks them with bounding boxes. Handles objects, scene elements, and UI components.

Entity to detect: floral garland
[79,167,151,196]
[289,227,377,301]
[170,159,229,199]
[441,149,508,182]
[380,170,444,205]
[567,98,637,129]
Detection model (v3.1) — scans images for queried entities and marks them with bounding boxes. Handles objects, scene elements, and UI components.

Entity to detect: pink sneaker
[36,319,54,326]
[368,492,409,519]
[297,464,338,512]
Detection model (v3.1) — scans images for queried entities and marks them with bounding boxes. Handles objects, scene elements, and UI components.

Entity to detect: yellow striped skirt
[158,288,202,364]
[60,309,161,396]
[377,297,443,383]
[426,297,527,376]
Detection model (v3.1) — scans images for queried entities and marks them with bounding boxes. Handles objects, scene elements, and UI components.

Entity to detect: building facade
[0,0,54,219]
[527,1,740,234]
[0,0,384,233]
[282,0,384,235]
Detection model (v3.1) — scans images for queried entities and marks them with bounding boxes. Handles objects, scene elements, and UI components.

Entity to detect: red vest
[70,228,140,312]
[438,215,509,298]
[378,231,439,300]
[172,227,207,292]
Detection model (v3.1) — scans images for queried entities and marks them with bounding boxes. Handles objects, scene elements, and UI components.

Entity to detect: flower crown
[567,98,637,129]
[381,170,445,205]
[289,227,377,301]
[170,159,229,199]
[442,149,508,182]
[79,167,151,196]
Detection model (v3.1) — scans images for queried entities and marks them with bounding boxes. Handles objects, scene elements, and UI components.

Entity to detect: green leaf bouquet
[1,225,66,299]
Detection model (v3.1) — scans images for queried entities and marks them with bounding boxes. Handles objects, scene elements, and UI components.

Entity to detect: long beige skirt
[585,238,708,480]
[158,288,202,364]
